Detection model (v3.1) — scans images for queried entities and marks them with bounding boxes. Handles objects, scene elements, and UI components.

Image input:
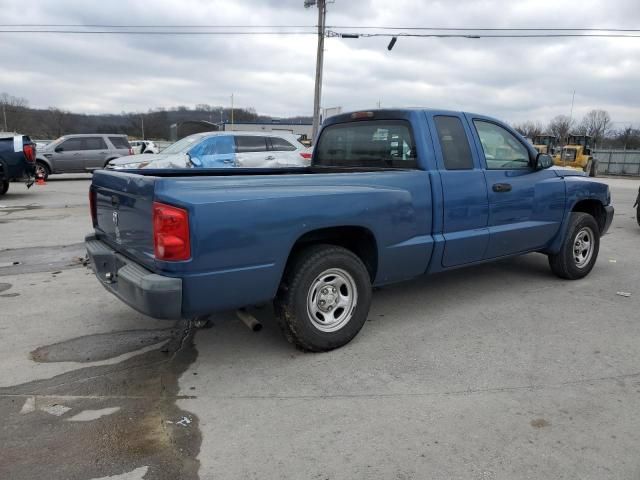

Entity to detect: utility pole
[310,0,326,143]
[567,89,576,145]
[141,116,145,140]
[2,103,7,132]
[231,93,234,128]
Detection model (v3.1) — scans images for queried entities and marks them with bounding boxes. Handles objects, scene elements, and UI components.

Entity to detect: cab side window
[474,120,530,170]
[434,116,473,170]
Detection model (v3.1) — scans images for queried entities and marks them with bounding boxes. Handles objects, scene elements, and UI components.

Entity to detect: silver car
[35,134,132,179]
[107,131,311,170]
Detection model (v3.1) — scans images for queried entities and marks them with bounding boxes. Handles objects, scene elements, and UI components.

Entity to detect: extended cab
[86,109,614,351]
[0,134,36,195]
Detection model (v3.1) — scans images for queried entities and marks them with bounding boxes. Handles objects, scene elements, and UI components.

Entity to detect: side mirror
[535,152,553,170]
[54,146,64,153]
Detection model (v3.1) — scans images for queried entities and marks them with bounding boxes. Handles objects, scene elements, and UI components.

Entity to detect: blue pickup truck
[0,134,36,195]
[86,109,613,351]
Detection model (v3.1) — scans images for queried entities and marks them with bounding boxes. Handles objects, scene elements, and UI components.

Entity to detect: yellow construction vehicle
[533,135,559,155]
[553,134,598,177]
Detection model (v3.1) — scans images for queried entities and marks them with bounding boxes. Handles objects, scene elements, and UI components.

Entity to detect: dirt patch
[530,418,551,428]
[0,320,201,480]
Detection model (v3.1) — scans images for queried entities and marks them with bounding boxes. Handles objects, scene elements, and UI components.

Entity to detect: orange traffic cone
[36,174,46,185]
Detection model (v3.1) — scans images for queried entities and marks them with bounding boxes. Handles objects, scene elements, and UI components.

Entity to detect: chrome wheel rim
[306,268,358,333]
[36,164,46,177]
[573,227,594,268]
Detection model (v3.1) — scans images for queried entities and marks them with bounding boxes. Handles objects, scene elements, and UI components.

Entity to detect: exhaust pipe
[236,309,262,332]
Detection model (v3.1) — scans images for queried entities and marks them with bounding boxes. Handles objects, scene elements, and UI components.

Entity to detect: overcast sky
[1,0,639,126]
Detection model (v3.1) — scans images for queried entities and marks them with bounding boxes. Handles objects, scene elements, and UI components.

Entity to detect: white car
[129,140,160,155]
[109,132,312,170]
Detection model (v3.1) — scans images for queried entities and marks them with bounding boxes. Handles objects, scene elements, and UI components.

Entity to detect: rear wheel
[0,180,9,196]
[589,160,598,177]
[548,212,600,279]
[274,244,372,352]
[35,161,50,180]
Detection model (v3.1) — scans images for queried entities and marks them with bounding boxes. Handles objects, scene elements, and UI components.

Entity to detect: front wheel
[274,244,372,352]
[548,212,600,279]
[0,180,9,196]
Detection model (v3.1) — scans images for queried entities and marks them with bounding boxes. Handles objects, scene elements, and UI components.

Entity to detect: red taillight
[89,188,97,226]
[128,148,134,155]
[300,152,312,160]
[153,202,190,261]
[23,143,36,163]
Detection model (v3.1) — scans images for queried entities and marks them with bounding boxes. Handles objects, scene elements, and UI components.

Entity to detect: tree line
[512,109,640,150]
[0,92,311,140]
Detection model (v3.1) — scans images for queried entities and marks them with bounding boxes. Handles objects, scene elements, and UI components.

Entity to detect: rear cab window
[108,136,131,150]
[314,120,417,168]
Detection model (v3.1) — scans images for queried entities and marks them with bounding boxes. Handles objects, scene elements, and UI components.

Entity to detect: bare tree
[616,126,640,150]
[547,115,574,144]
[577,109,611,147]
[0,92,29,132]
[512,120,544,140]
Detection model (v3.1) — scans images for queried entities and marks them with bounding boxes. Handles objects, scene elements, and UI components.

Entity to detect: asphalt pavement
[1,174,639,480]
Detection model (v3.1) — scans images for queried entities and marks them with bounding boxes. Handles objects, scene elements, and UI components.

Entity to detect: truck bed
[91,167,435,317]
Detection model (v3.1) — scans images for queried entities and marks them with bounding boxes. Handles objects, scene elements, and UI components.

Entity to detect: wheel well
[36,158,51,172]
[287,226,378,281]
[573,199,606,234]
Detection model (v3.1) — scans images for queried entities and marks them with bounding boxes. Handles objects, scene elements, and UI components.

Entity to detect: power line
[0,30,316,35]
[1,24,639,32]
[328,31,640,38]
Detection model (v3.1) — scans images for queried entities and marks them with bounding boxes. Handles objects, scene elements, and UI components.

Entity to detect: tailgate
[92,170,157,269]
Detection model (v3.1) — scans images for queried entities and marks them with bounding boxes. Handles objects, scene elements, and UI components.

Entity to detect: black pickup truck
[0,134,36,195]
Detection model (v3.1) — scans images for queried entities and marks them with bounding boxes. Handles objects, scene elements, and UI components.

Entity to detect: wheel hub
[306,268,358,333]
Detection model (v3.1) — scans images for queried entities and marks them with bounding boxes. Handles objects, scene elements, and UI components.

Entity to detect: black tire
[35,161,50,180]
[548,212,600,280]
[636,204,640,227]
[274,244,372,352]
[589,160,598,177]
[0,180,9,196]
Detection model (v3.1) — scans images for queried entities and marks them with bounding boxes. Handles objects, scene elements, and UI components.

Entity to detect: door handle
[73,153,81,156]
[492,183,512,193]
[265,156,275,161]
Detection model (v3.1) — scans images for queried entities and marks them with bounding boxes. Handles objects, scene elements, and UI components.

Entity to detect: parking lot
[1,175,639,479]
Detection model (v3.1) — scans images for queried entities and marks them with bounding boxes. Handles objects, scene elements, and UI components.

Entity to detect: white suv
[109,132,312,170]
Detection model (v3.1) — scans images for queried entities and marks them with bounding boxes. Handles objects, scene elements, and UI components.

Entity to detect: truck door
[468,117,565,258]
[430,114,490,267]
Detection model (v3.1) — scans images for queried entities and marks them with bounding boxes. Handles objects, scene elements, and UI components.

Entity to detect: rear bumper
[602,205,614,235]
[85,235,182,319]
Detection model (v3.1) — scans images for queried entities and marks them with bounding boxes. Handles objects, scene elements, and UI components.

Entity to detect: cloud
[0,0,638,126]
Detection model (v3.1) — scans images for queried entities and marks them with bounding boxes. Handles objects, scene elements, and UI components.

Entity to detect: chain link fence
[595,150,640,176]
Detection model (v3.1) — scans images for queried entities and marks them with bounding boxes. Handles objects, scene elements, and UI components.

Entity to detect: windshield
[161,135,203,155]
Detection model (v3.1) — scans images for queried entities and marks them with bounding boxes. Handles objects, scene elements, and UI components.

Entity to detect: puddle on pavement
[30,328,178,363]
[0,320,201,480]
